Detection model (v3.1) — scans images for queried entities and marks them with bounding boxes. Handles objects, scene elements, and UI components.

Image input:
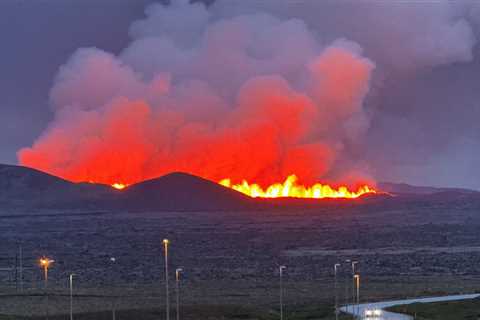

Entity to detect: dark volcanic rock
[8,163,477,214]
[117,172,256,211]
[0,164,113,211]
[0,165,257,212]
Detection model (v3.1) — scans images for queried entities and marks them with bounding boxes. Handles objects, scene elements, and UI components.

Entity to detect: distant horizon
[2,161,478,192]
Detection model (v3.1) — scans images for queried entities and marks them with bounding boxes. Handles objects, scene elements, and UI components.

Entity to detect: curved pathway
[340,293,480,319]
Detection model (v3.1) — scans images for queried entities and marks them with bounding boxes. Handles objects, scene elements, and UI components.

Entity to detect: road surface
[340,293,480,319]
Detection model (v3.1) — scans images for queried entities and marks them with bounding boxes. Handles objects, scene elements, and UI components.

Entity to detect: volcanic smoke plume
[18,0,375,189]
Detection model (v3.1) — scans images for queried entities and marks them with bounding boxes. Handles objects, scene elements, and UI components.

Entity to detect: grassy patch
[387,298,480,320]
[2,304,352,320]
[0,316,27,320]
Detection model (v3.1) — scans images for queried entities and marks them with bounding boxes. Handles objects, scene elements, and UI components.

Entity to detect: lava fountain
[219,174,376,199]
[105,174,377,199]
[111,183,128,190]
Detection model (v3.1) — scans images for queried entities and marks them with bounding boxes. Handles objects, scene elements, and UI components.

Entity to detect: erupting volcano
[17,0,380,200]
[109,174,376,199]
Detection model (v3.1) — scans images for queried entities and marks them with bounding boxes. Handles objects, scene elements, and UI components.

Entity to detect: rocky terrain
[1,164,480,317]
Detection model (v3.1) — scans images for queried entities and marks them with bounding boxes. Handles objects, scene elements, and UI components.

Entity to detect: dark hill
[0,164,113,211]
[117,172,256,211]
[7,164,475,213]
[378,181,477,195]
[0,165,257,212]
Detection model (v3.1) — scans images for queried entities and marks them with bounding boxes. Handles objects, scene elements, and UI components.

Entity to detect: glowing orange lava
[111,183,128,190]
[219,174,376,199]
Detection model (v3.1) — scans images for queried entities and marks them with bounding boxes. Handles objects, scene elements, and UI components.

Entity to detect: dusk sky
[1,0,480,189]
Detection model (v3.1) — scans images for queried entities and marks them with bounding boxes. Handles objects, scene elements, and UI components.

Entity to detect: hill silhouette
[0,165,256,212]
[2,164,478,213]
[117,172,255,211]
[0,164,112,211]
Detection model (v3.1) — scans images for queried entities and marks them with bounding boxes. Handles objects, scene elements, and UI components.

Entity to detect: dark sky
[0,0,155,163]
[1,0,480,189]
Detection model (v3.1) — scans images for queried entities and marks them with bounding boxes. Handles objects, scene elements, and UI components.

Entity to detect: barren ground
[1,199,480,318]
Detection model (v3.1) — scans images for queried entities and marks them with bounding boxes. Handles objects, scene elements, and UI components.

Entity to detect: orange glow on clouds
[18,30,376,199]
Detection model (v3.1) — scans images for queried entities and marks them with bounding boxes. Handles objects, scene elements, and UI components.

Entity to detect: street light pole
[175,268,183,320]
[344,259,350,315]
[163,239,170,320]
[19,245,23,292]
[109,257,116,320]
[279,266,286,320]
[354,274,360,317]
[69,274,75,320]
[351,261,358,319]
[334,263,340,320]
[40,257,54,320]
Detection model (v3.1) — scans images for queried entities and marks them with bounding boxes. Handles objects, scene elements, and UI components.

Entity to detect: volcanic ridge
[1,164,478,213]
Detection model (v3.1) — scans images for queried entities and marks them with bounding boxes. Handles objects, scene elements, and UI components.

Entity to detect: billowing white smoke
[18,0,476,188]
[211,0,477,70]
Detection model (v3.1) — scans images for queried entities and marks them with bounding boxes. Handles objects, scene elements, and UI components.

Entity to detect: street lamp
[279,266,287,320]
[344,259,350,315]
[163,239,170,320]
[109,257,116,320]
[19,245,23,292]
[334,263,341,320]
[69,274,75,320]
[39,257,54,320]
[351,261,358,319]
[175,268,183,320]
[354,274,360,317]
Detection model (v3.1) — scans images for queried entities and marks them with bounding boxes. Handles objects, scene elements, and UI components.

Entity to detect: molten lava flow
[219,174,376,199]
[111,183,128,190]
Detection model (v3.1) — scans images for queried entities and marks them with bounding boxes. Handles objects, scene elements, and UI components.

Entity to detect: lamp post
[69,274,75,320]
[163,239,170,320]
[175,268,183,320]
[344,259,350,315]
[354,274,360,317]
[109,257,116,320]
[334,263,341,320]
[351,261,358,319]
[19,245,23,292]
[279,266,286,320]
[39,257,54,320]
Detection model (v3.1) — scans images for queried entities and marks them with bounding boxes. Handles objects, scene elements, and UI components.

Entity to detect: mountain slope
[0,164,112,211]
[0,165,256,212]
[117,172,255,211]
[5,164,478,213]
[378,182,477,195]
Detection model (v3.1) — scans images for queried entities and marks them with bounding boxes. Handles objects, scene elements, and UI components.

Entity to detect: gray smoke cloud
[212,0,477,70]
[19,0,377,187]
[210,0,480,189]
[8,0,480,189]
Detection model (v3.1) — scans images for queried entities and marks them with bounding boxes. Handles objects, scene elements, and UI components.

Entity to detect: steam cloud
[18,0,477,188]
[211,0,477,70]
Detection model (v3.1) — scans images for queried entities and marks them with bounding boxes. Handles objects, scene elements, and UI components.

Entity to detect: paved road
[340,293,480,319]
